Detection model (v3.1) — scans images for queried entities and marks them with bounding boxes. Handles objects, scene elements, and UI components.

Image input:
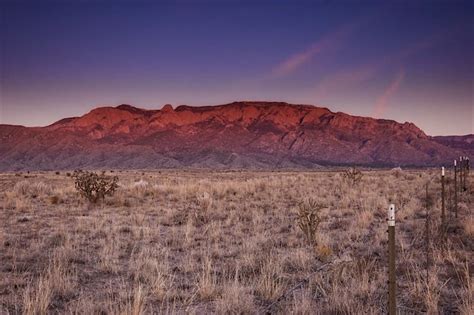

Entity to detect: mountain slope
[0,102,471,170]
[432,135,474,157]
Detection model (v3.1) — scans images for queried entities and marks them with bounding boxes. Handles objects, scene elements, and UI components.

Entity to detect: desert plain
[0,169,472,314]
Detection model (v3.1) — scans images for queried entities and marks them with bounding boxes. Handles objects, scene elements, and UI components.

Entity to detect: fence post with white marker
[466,157,470,192]
[388,204,396,315]
[463,156,469,192]
[441,167,445,235]
[425,183,432,281]
[454,160,458,218]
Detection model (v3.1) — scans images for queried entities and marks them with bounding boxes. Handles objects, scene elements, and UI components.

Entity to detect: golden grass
[0,169,472,314]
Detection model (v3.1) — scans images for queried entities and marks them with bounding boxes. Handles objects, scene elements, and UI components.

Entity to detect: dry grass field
[0,169,472,314]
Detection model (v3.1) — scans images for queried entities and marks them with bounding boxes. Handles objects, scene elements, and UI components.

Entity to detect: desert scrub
[342,167,363,186]
[72,170,119,203]
[0,170,471,314]
[194,192,213,225]
[13,180,52,197]
[297,198,325,247]
[49,195,60,205]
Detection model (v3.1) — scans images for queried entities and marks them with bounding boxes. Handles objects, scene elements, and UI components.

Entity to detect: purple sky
[1,0,472,135]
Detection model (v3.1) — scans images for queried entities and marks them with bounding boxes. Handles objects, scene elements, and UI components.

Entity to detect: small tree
[342,167,363,186]
[297,198,324,246]
[72,170,119,203]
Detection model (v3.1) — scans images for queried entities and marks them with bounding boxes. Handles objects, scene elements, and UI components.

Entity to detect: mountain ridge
[0,101,471,171]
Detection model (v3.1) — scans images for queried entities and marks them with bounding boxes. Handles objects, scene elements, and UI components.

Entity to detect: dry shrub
[23,249,75,315]
[311,257,379,314]
[72,170,119,203]
[255,180,266,192]
[194,192,212,224]
[342,167,363,186]
[406,263,443,314]
[462,216,474,237]
[130,179,150,197]
[297,198,324,247]
[290,289,315,315]
[315,244,333,262]
[215,271,255,314]
[197,257,218,300]
[197,192,212,211]
[391,167,403,178]
[129,247,171,301]
[257,258,284,301]
[458,262,473,315]
[49,195,60,205]
[127,285,146,315]
[23,275,52,315]
[14,180,52,197]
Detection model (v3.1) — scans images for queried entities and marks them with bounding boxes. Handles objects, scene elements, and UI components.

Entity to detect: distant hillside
[432,135,474,157]
[0,101,471,171]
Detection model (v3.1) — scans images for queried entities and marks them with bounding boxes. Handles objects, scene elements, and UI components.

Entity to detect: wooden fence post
[425,183,431,280]
[463,156,468,192]
[466,157,470,192]
[441,167,445,235]
[388,204,396,315]
[454,160,458,218]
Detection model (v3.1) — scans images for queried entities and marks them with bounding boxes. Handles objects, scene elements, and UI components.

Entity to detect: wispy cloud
[270,23,357,79]
[314,64,379,100]
[373,68,405,118]
[313,32,443,103]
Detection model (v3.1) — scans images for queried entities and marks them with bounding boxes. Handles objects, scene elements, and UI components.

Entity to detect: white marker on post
[387,203,397,314]
[388,204,395,226]
[454,160,457,167]
[442,167,445,177]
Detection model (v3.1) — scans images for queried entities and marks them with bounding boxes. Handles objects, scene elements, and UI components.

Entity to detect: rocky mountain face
[432,135,474,157]
[0,102,471,170]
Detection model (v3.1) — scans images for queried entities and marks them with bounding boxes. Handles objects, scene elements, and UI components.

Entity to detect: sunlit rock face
[0,101,470,170]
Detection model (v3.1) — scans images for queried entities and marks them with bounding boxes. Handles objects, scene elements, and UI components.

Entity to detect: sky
[0,0,472,136]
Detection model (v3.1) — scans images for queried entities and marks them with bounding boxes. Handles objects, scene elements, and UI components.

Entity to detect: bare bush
[297,198,325,247]
[72,170,119,203]
[342,167,363,186]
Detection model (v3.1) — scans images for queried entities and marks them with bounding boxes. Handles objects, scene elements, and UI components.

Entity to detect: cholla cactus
[297,198,324,246]
[72,170,119,203]
[342,167,363,186]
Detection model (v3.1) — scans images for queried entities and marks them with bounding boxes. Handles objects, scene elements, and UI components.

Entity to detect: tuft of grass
[197,257,218,300]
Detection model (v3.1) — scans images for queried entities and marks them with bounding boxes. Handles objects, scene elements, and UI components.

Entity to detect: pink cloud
[373,68,405,118]
[313,32,442,103]
[314,64,379,99]
[270,23,357,78]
